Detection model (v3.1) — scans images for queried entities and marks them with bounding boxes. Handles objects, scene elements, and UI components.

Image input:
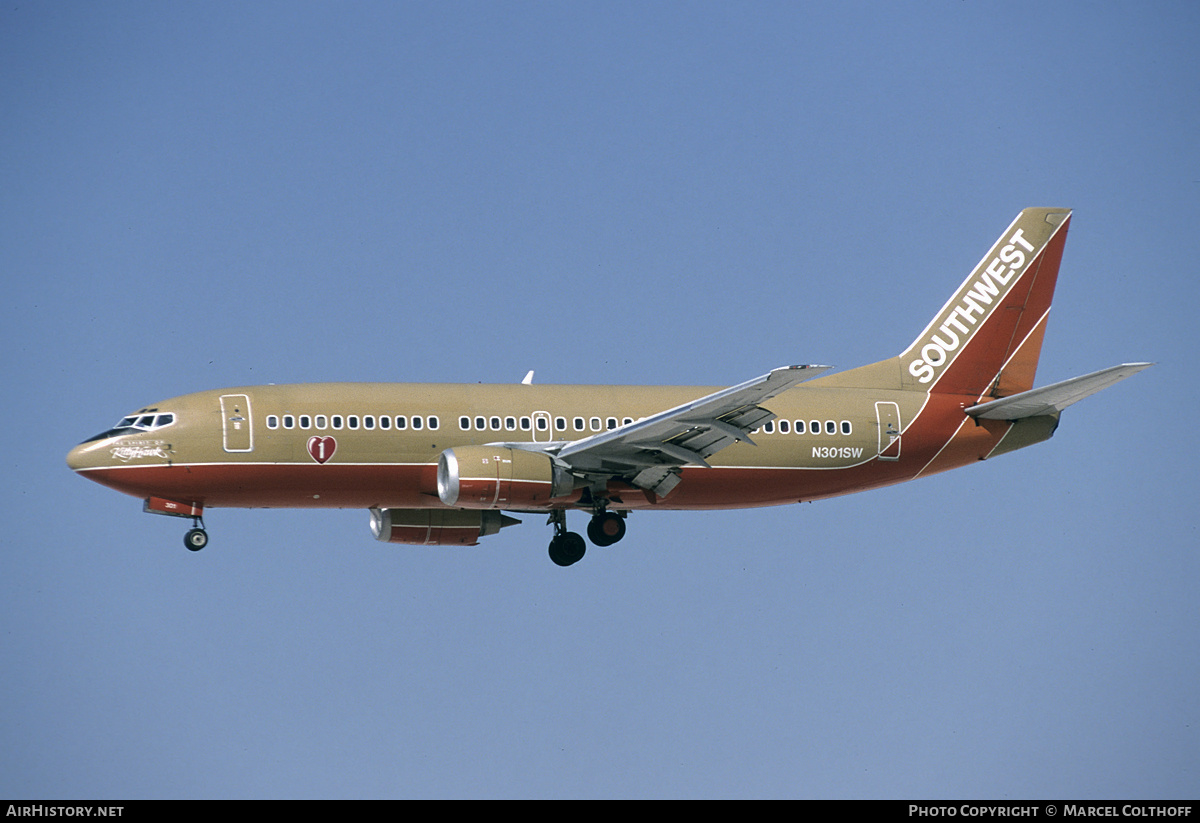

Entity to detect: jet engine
[437,446,575,509]
[369,508,520,546]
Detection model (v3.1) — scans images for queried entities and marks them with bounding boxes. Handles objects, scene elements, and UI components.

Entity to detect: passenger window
[283,415,295,429]
[520,417,531,431]
[606,418,617,430]
[475,416,486,430]
[505,416,516,431]
[810,420,820,435]
[778,419,789,433]
[267,415,279,429]
[428,416,438,430]
[460,416,471,430]
[348,415,360,430]
[300,415,312,429]
[841,421,852,435]
[315,415,327,430]
[590,417,601,431]
[491,416,501,430]
[412,416,423,430]
[363,416,375,430]
[379,416,390,430]
[555,417,566,432]
[535,417,547,431]
[332,415,343,430]
[574,417,585,431]
[395,416,407,430]
[795,420,805,434]
[763,421,775,433]
[826,420,836,435]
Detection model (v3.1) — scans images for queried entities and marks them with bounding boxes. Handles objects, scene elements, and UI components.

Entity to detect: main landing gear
[183,516,208,551]
[546,509,627,566]
[587,511,626,547]
[547,518,586,567]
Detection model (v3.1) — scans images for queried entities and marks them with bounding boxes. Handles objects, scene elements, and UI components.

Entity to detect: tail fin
[900,207,1072,398]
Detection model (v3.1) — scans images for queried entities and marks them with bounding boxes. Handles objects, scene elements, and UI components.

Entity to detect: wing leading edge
[552,365,830,496]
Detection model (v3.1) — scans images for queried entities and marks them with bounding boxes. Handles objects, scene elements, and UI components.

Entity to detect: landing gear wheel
[548,532,586,567]
[587,512,627,547]
[184,528,208,551]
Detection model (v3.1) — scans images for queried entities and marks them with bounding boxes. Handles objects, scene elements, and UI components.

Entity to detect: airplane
[67,208,1150,566]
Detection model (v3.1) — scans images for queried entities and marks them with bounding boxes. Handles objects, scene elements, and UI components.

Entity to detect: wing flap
[966,363,1152,420]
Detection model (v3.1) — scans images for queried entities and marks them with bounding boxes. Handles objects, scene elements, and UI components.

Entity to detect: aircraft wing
[553,365,830,496]
[966,363,1152,420]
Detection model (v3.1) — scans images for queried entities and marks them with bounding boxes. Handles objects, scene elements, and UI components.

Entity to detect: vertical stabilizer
[899,208,1071,398]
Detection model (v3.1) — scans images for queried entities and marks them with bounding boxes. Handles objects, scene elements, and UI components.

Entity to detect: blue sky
[2,1,1196,799]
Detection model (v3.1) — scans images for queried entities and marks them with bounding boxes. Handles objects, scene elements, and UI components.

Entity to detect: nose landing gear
[142,498,208,552]
[184,516,208,551]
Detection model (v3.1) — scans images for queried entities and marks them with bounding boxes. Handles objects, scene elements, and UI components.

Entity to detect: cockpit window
[83,412,176,443]
[114,413,175,431]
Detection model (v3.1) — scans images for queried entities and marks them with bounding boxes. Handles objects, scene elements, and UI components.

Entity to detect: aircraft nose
[67,443,86,471]
[67,440,101,472]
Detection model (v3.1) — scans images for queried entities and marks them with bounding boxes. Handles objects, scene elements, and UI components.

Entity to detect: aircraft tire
[184,528,208,552]
[587,512,626,547]
[548,532,586,566]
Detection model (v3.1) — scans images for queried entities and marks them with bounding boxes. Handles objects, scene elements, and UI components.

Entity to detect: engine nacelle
[369,508,520,546]
[437,446,575,509]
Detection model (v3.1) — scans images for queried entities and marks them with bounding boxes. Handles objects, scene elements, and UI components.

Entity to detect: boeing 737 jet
[67,208,1149,565]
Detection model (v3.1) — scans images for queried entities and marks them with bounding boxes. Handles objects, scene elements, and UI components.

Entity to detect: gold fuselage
[65,208,1082,556]
[66,376,1015,513]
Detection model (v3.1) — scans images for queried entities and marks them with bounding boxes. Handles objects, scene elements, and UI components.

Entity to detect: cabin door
[875,401,901,461]
[220,394,254,453]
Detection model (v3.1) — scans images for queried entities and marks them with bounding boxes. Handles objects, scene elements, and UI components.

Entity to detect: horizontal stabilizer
[966,363,1152,420]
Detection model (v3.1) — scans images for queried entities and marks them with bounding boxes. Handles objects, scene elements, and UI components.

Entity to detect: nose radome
[66,441,101,472]
[66,443,85,471]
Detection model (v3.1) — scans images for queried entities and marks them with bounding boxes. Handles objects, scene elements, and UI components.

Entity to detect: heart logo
[307,436,337,464]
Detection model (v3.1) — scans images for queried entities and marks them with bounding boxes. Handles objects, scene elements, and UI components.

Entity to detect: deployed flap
[966,363,1152,420]
[555,365,830,490]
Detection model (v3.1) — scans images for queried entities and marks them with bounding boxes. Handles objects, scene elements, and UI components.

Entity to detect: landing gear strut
[184,516,208,551]
[547,510,586,567]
